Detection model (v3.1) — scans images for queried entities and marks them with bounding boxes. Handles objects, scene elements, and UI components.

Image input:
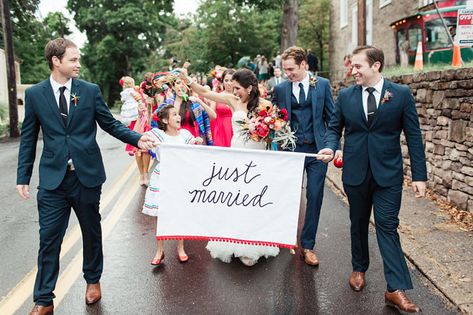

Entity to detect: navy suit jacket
[272,75,335,152]
[325,79,427,187]
[17,78,141,190]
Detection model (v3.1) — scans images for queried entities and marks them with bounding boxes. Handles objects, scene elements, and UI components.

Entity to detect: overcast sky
[38,0,200,48]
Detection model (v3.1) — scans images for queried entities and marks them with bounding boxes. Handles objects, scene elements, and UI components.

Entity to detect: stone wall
[332,68,473,211]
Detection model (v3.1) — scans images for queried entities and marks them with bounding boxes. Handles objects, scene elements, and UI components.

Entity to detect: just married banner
[157,143,306,248]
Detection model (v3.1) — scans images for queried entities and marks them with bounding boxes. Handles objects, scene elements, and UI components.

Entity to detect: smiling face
[223,74,233,93]
[163,107,181,130]
[232,80,250,102]
[350,51,381,86]
[282,57,307,82]
[53,47,81,79]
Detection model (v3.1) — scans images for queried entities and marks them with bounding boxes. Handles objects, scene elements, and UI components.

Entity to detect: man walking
[273,46,336,266]
[16,38,155,315]
[318,46,426,313]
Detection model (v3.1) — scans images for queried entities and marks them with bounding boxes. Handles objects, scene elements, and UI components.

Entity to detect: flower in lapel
[381,90,392,104]
[71,93,80,107]
[309,75,318,87]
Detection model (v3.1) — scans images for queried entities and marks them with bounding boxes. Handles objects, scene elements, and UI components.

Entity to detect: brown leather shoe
[29,304,54,315]
[300,249,319,266]
[385,290,422,313]
[85,282,102,305]
[349,271,366,292]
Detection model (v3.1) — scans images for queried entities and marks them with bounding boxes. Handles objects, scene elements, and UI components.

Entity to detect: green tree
[43,12,72,38]
[297,0,330,71]
[68,0,174,105]
[161,0,281,73]
[0,0,51,83]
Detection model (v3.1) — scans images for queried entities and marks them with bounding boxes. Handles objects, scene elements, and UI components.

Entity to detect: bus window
[425,18,455,50]
[408,26,422,50]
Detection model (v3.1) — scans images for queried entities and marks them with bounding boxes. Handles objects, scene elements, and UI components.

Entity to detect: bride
[180,68,280,266]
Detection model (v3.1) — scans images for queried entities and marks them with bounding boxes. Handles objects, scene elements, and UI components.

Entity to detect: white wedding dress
[205,110,280,265]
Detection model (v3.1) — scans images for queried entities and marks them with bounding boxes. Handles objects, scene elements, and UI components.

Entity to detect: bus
[390,0,473,65]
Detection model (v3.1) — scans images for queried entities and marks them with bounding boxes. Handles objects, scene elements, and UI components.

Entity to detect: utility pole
[0,0,20,137]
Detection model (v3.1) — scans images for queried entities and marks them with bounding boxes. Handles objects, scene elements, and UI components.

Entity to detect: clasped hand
[137,135,158,150]
[316,148,342,163]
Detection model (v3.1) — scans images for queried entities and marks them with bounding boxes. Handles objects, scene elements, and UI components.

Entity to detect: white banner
[157,143,306,248]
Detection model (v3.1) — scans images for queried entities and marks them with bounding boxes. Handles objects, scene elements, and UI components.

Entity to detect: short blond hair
[121,76,135,89]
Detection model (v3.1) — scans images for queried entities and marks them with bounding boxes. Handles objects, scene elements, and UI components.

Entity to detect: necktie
[366,87,377,125]
[298,82,305,104]
[276,78,279,85]
[59,86,68,125]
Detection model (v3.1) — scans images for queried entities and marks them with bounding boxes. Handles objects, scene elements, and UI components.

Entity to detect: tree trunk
[280,0,299,53]
[0,0,20,137]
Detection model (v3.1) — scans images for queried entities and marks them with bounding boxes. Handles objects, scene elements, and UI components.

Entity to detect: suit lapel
[355,85,367,126]
[370,80,389,128]
[310,77,318,120]
[67,79,80,127]
[42,80,65,127]
[285,81,292,118]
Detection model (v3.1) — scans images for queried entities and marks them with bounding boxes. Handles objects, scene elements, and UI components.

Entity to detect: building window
[351,4,358,47]
[340,0,348,28]
[380,0,392,8]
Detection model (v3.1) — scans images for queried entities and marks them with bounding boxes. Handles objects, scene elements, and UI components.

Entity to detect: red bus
[390,0,473,65]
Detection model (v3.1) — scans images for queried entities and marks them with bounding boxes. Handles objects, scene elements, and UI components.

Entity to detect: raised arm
[189,96,217,120]
[178,71,238,108]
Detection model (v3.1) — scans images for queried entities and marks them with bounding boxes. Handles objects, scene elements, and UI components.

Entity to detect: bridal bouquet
[237,103,296,150]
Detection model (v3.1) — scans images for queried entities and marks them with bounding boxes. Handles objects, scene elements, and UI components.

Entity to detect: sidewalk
[326,165,473,314]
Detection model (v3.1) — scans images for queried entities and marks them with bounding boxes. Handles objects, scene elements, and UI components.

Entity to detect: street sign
[456,9,473,45]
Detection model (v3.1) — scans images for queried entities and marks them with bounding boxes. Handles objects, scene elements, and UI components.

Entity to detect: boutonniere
[381,90,392,104]
[309,76,318,87]
[71,93,80,107]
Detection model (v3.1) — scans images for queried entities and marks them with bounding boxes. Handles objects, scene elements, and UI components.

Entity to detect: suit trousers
[295,143,328,249]
[343,168,413,291]
[34,170,103,306]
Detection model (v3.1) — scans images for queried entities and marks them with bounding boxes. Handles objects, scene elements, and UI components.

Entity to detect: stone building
[329,0,436,80]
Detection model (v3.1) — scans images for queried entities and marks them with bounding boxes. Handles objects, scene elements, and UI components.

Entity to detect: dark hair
[219,69,235,83]
[44,38,77,70]
[352,46,385,72]
[232,69,260,115]
[281,46,307,66]
[157,104,175,131]
[178,100,195,126]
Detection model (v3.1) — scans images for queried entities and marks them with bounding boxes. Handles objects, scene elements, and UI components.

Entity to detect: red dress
[180,110,199,137]
[211,103,233,147]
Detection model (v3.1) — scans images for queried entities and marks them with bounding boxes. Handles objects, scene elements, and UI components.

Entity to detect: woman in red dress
[210,69,234,147]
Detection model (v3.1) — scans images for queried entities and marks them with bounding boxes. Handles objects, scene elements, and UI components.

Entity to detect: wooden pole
[0,0,20,137]
[357,0,366,46]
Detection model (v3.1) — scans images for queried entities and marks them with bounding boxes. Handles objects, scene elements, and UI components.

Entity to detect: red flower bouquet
[236,103,296,150]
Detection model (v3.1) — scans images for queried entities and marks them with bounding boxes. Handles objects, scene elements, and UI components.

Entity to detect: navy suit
[273,75,335,250]
[17,78,141,306]
[325,79,427,290]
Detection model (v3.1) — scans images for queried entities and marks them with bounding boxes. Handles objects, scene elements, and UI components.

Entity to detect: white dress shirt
[362,77,384,120]
[50,76,74,166]
[50,76,72,113]
[292,72,310,103]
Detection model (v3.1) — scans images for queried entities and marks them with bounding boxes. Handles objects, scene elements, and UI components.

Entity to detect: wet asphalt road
[1,132,460,315]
